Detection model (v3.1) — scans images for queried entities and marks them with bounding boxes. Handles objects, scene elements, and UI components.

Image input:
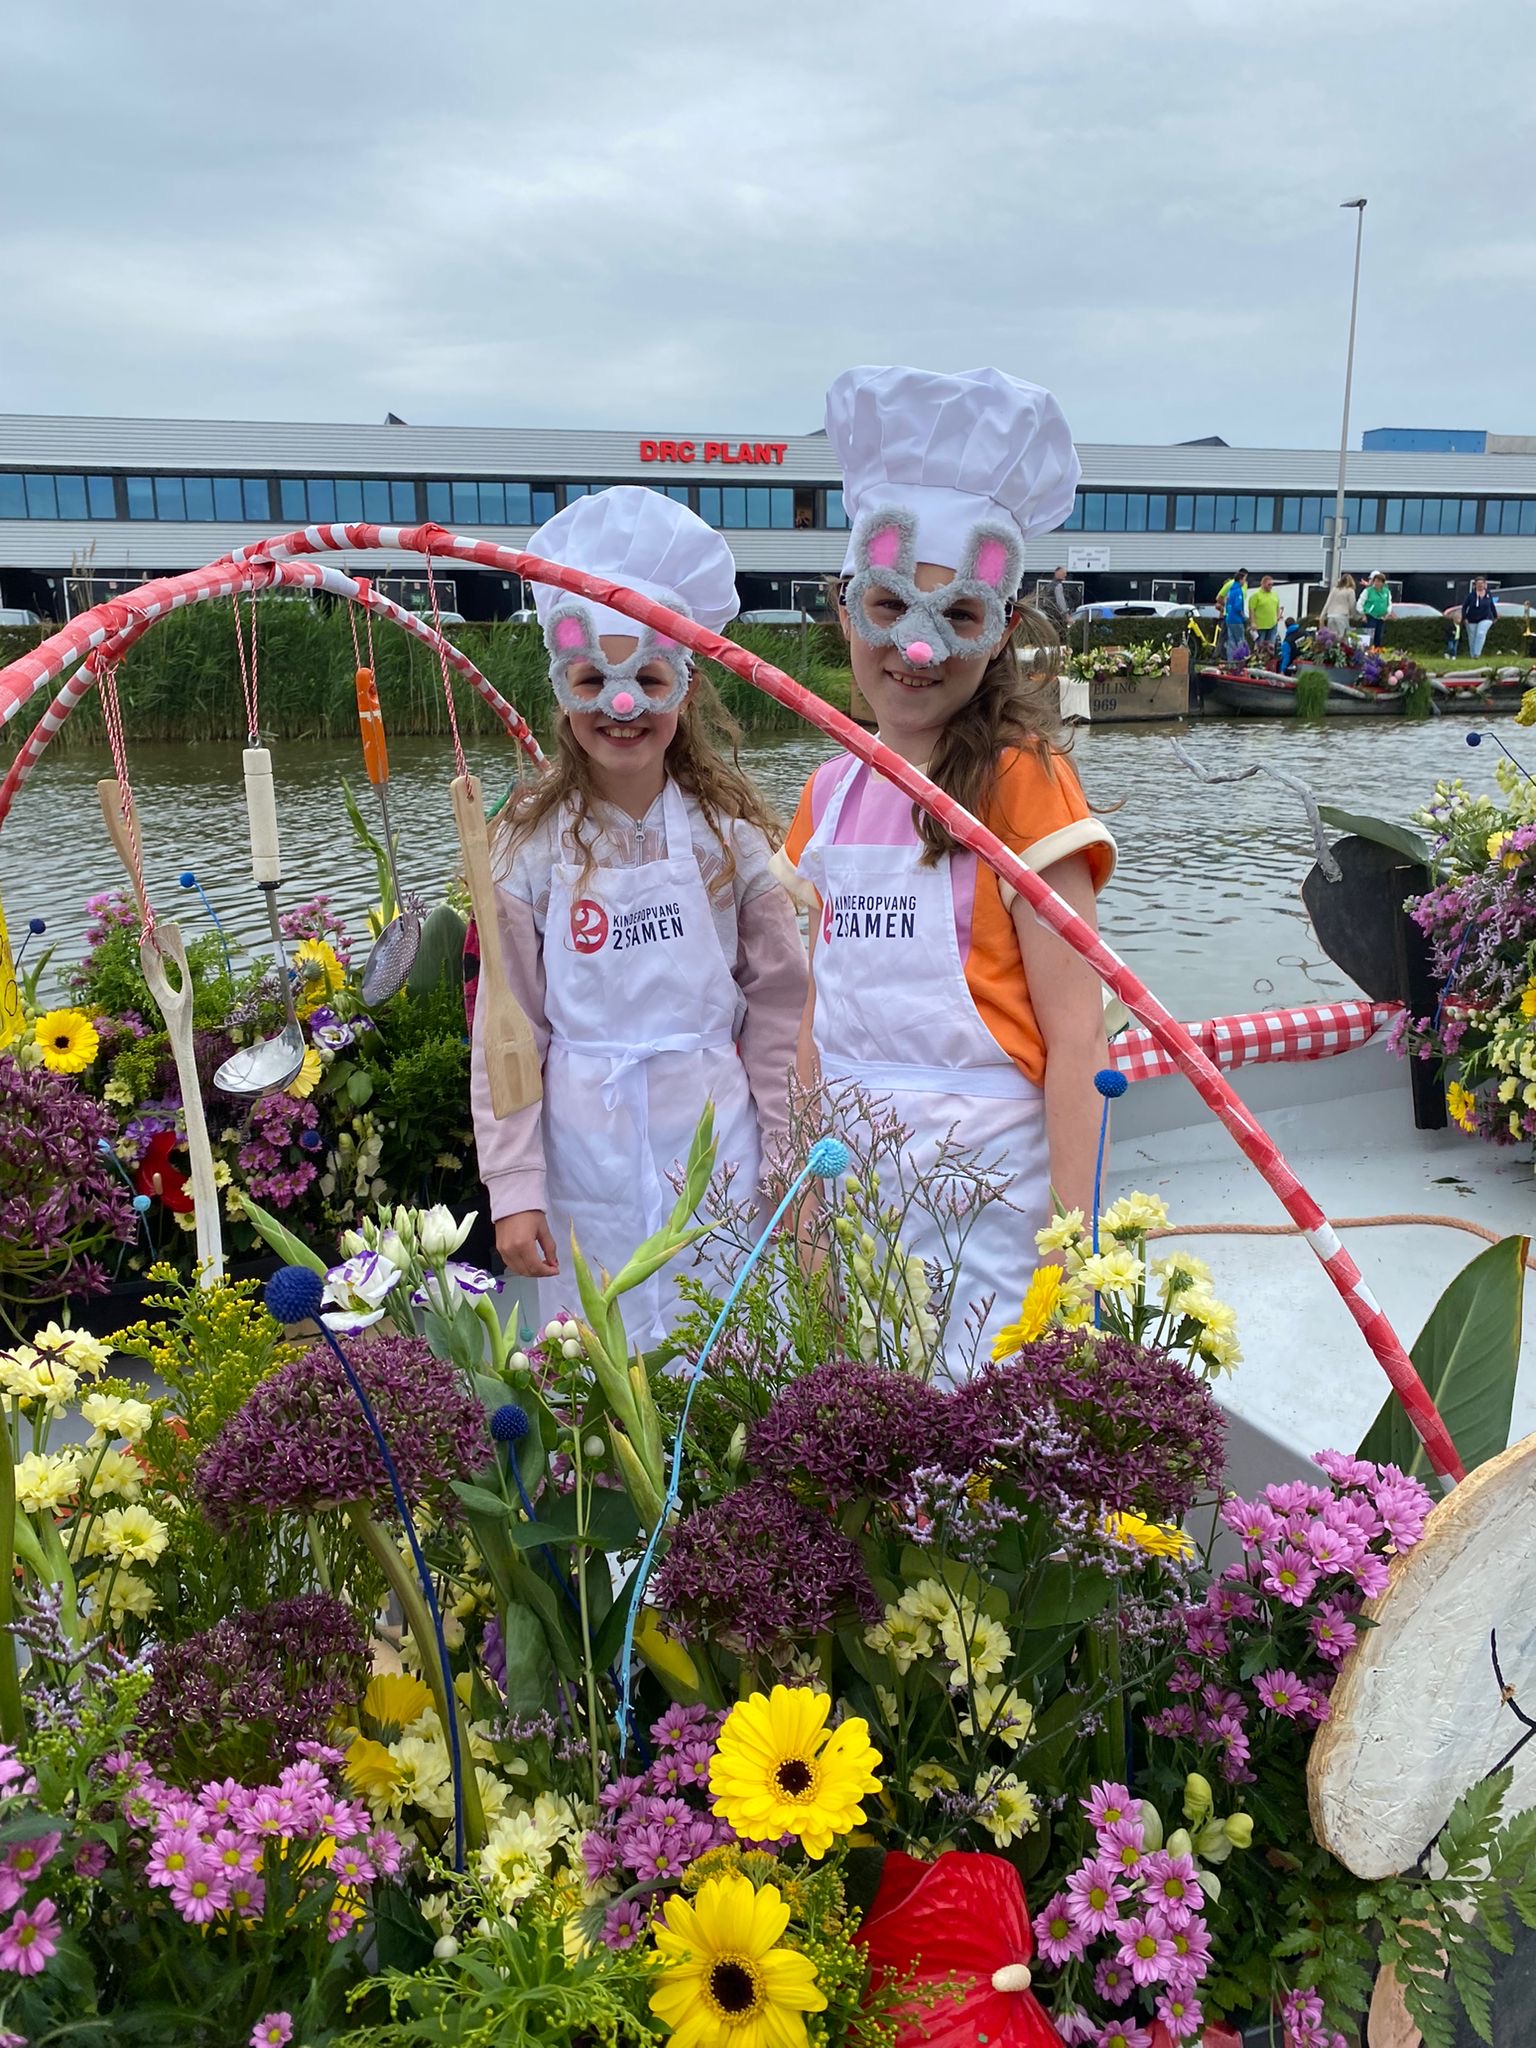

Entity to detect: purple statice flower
[651,1480,879,1657]
[1035,1892,1087,1967]
[945,1329,1225,1523]
[279,894,353,966]
[0,1057,136,1306]
[194,1332,487,1526]
[747,1355,956,1509]
[137,1596,370,1781]
[237,1090,320,1209]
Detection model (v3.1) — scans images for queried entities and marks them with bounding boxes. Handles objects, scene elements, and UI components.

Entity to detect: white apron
[542,781,760,1346]
[802,761,1050,1378]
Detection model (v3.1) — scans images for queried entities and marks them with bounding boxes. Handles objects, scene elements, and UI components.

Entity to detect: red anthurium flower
[859,1849,1060,2047]
[134,1129,194,1213]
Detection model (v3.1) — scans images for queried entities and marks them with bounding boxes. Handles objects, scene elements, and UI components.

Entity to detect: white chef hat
[528,486,741,641]
[826,365,1080,576]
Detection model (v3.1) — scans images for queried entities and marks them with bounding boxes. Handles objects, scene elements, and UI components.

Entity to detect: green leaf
[451,1481,512,1520]
[1447,1929,1495,2044]
[1318,805,1434,870]
[590,1568,640,1671]
[1017,1559,1114,1629]
[234,1193,327,1277]
[538,1486,643,1551]
[1358,1236,1528,1480]
[1438,1766,1511,1875]
[497,1600,552,1720]
[372,1881,437,1973]
[407,901,468,995]
[345,1067,374,1107]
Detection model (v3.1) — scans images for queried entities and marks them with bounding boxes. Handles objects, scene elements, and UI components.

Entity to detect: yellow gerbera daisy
[35,1008,99,1075]
[709,1687,881,1861]
[1445,1079,1478,1134]
[1104,1510,1195,1561]
[343,1736,404,1803]
[292,938,346,1018]
[991,1265,1064,1358]
[1521,980,1536,1020]
[362,1671,435,1738]
[650,1871,826,2048]
[286,1045,323,1099]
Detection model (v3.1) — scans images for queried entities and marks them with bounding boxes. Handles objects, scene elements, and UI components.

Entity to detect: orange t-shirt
[782,747,1115,1086]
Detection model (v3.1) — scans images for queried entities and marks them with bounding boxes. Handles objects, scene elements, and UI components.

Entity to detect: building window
[126,476,155,520]
[23,474,57,519]
[696,485,796,530]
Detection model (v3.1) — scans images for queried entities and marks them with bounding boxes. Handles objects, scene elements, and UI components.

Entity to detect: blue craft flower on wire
[265,1263,323,1327]
[807,1136,851,1179]
[1094,1067,1128,1100]
[491,1403,530,1445]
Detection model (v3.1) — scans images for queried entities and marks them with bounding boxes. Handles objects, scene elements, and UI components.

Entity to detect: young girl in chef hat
[782,365,1115,1374]
[471,485,807,1344]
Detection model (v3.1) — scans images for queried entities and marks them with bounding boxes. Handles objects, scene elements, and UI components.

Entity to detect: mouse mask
[544,603,693,720]
[843,506,1023,671]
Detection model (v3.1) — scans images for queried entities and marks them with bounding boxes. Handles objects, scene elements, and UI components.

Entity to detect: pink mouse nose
[904,640,936,667]
[610,691,635,715]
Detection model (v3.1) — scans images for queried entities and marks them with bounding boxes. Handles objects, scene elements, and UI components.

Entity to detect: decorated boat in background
[1197,665,1409,717]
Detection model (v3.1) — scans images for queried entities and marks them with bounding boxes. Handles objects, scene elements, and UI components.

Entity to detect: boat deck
[1110,1040,1536,1495]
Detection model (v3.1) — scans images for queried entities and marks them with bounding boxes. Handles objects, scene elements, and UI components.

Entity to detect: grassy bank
[0,607,853,746]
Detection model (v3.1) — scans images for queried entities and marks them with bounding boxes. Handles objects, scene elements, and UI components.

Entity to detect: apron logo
[570,899,610,953]
[610,899,687,954]
[826,890,918,942]
[821,897,833,946]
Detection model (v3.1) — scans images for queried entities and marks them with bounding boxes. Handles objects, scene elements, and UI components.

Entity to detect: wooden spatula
[450,773,542,1116]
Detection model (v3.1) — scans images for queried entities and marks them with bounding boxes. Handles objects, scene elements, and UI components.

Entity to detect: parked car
[740,607,817,626]
[1070,600,1185,621]
[0,607,40,626]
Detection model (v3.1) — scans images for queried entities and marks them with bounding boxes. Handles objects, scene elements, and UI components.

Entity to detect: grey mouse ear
[545,603,599,661]
[956,519,1024,598]
[850,505,918,582]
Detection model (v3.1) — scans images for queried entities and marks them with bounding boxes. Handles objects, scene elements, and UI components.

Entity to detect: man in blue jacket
[1222,570,1249,663]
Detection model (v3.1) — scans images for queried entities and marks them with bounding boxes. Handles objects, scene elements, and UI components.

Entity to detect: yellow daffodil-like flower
[651,1871,827,2048]
[344,1736,404,1807]
[937,1609,1011,1686]
[1105,1510,1196,1561]
[292,939,346,1018]
[286,1046,323,1099]
[13,1450,82,1515]
[959,1682,1035,1750]
[909,1761,960,1804]
[1446,1079,1479,1134]
[895,1579,953,1628]
[1155,1250,1213,1297]
[1077,1245,1145,1296]
[1100,1191,1170,1236]
[105,1571,159,1622]
[34,1008,99,1075]
[79,1391,154,1447]
[19,1354,79,1413]
[864,1609,934,1675]
[89,1503,169,1567]
[362,1671,435,1738]
[477,1811,554,1911]
[390,1734,455,1820]
[1488,831,1511,863]
[991,1266,1064,1359]
[1036,1207,1086,1255]
[83,1448,147,1503]
[709,1687,882,1861]
[30,1322,110,1378]
[977,1771,1039,1847]
[1517,689,1536,729]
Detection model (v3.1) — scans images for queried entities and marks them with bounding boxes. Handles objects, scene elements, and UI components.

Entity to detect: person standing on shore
[782,365,1116,1374]
[1038,565,1074,640]
[1247,574,1282,664]
[1461,577,1499,659]
[1321,572,1356,635]
[1222,570,1250,662]
[471,486,806,1343]
[1359,570,1392,647]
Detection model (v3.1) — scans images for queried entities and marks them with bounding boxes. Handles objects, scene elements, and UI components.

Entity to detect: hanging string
[96,658,155,945]
[422,542,468,783]
[231,588,261,744]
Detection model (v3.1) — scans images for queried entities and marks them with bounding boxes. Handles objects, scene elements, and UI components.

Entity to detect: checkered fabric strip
[1111,1000,1401,1083]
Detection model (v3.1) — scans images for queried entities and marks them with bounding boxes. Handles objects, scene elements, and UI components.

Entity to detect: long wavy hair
[836,584,1073,865]
[494,671,782,893]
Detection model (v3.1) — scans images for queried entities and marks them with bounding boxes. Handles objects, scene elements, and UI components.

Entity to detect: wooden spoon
[450,773,541,1116]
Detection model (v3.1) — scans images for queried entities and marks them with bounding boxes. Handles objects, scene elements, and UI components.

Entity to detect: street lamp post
[1326,198,1368,597]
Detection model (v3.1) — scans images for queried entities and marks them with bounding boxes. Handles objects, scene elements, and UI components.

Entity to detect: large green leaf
[1317,805,1434,871]
[406,901,468,994]
[235,1192,326,1277]
[1358,1235,1528,1483]
[1017,1559,1114,1629]
[497,1600,553,1721]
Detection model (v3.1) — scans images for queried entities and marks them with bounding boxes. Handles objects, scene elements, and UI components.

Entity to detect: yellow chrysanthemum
[991,1266,1064,1358]
[1105,1510,1195,1560]
[1488,831,1511,863]
[1521,981,1536,1020]
[363,1671,435,1737]
[1446,1079,1479,1134]
[34,1008,99,1075]
[709,1687,881,1861]
[286,1046,323,1099]
[292,939,346,1018]
[651,1871,826,2048]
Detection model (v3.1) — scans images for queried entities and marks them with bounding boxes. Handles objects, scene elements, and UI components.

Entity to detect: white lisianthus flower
[411,1262,501,1317]
[321,1250,402,1332]
[418,1206,475,1263]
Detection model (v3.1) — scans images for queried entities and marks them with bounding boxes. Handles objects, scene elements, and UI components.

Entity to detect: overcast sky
[3,0,1530,450]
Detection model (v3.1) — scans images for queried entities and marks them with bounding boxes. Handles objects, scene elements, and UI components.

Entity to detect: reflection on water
[0,715,1505,1018]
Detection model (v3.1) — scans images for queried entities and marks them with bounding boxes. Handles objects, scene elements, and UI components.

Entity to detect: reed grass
[28,606,851,749]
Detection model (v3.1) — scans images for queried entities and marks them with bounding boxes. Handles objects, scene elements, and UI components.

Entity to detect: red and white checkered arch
[0,521,1464,1482]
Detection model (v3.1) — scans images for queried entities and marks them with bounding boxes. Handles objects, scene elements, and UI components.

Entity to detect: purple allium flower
[748,1355,955,1507]
[1035,1892,1087,1966]
[138,1596,369,1782]
[0,1057,136,1308]
[195,1333,486,1526]
[651,1480,878,1655]
[945,1329,1225,1523]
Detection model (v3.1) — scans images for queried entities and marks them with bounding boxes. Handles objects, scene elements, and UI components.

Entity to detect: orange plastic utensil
[352,665,421,1005]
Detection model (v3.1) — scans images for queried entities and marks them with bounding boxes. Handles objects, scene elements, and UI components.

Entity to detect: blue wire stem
[316,1323,467,1871]
[1469,730,1535,785]
[615,1148,836,1753]
[1090,1093,1113,1329]
[178,872,235,978]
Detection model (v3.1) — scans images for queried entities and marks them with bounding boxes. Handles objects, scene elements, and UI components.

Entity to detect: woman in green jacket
[1360,571,1392,646]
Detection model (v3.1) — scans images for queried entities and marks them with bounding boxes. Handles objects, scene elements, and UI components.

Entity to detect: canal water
[0,717,1506,1018]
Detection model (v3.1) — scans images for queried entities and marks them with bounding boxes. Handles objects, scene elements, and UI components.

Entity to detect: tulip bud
[583,1436,605,1460]
[1138,1800,1164,1853]
[1165,1828,1193,1859]
[419,1205,472,1263]
[339,1229,367,1258]
[1195,1821,1233,1865]
[1182,1773,1214,1824]
[1224,1812,1254,1849]
[432,1934,459,1961]
[726,1422,748,1472]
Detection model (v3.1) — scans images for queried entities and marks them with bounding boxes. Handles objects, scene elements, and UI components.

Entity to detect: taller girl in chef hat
[471,486,807,1343]
[782,365,1116,1372]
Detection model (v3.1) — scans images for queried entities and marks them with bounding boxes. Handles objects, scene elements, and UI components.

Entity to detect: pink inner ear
[973,537,1009,587]
[554,616,587,651]
[865,524,903,570]
[652,632,676,650]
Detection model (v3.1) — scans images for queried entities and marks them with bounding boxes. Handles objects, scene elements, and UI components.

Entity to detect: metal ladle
[354,664,421,1006]
[213,746,307,1097]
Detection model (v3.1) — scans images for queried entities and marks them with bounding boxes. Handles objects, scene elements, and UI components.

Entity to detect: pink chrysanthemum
[1117,1911,1178,1986]
[1066,1854,1131,1935]
[1036,1893,1089,1967]
[0,1896,59,1976]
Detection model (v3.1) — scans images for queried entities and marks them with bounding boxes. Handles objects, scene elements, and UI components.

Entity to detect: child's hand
[497,1210,559,1279]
